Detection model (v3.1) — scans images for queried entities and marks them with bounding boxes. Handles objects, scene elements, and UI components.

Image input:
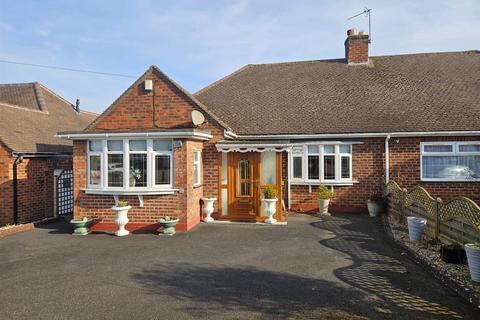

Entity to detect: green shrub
[263,185,277,199]
[118,200,129,207]
[317,185,334,199]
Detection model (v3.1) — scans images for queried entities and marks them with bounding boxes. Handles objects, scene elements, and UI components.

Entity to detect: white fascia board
[236,131,480,140]
[56,131,212,141]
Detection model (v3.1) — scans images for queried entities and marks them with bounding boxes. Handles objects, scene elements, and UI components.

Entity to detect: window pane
[341,156,350,179]
[308,145,319,153]
[221,153,228,184]
[194,151,200,162]
[424,145,453,153]
[155,155,171,185]
[194,163,200,185]
[153,140,172,151]
[324,155,335,180]
[324,145,335,153]
[261,151,276,185]
[129,154,147,187]
[89,155,101,185]
[293,157,302,179]
[459,144,480,152]
[308,155,319,180]
[422,156,480,180]
[107,140,123,151]
[89,140,102,152]
[339,145,351,153]
[108,154,123,187]
[129,140,146,151]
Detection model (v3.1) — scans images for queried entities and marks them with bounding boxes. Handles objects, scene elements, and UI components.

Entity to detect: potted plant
[201,196,217,223]
[317,185,335,216]
[406,216,427,242]
[112,200,131,236]
[129,168,142,187]
[262,185,278,224]
[70,216,93,235]
[367,192,384,217]
[465,242,480,282]
[158,216,180,235]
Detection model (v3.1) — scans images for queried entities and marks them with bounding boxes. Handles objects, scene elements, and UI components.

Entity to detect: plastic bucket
[465,244,480,282]
[407,217,427,242]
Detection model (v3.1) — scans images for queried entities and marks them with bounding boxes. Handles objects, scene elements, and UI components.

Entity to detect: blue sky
[0,0,478,113]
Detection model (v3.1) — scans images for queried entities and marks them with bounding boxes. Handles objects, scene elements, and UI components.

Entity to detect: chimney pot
[75,99,80,112]
[347,28,357,36]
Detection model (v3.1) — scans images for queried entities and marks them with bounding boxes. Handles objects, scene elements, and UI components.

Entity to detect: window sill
[81,188,178,195]
[290,180,359,186]
[193,183,203,189]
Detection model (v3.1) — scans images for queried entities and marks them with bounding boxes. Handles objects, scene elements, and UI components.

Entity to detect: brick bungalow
[58,29,480,232]
[0,83,96,226]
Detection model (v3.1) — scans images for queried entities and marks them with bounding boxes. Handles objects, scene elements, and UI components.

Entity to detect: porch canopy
[216,140,293,153]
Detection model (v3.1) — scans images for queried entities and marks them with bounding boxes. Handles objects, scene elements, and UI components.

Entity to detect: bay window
[421,142,480,181]
[290,143,353,184]
[87,139,173,190]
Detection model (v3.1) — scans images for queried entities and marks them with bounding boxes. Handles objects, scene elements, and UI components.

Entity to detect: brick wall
[288,136,480,213]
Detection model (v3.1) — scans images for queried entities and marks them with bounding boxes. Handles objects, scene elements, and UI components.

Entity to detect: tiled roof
[195,51,480,135]
[0,83,97,153]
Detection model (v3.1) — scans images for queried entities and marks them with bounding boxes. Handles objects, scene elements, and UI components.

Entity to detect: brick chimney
[344,28,370,64]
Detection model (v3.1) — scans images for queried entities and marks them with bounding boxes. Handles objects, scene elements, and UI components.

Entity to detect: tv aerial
[348,7,372,43]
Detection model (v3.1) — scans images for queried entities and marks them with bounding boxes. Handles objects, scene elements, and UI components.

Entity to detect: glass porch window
[238,158,251,196]
[107,154,123,187]
[129,140,147,187]
[155,155,171,185]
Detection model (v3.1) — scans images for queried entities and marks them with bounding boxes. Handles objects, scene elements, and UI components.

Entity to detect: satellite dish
[191,110,205,126]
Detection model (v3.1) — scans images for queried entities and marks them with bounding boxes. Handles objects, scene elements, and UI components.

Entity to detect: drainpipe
[287,151,291,210]
[385,135,391,183]
[12,156,23,224]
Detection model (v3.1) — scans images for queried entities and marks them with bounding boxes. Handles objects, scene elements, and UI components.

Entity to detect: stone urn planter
[263,198,278,224]
[367,200,383,217]
[158,217,179,235]
[201,197,217,223]
[465,243,480,282]
[112,202,131,237]
[407,216,427,242]
[317,185,335,216]
[70,217,93,235]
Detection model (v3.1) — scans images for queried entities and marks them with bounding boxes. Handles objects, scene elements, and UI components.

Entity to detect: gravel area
[384,214,480,308]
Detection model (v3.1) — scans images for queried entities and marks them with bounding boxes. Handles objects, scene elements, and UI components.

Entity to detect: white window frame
[86,138,173,191]
[290,143,353,185]
[420,141,480,182]
[193,150,202,187]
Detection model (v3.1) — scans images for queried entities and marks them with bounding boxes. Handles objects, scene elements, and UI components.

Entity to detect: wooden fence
[384,181,480,245]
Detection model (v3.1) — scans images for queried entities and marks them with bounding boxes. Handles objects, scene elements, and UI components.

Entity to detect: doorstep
[203,220,287,226]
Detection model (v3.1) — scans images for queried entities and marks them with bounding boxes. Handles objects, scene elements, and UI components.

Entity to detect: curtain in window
[423,156,480,179]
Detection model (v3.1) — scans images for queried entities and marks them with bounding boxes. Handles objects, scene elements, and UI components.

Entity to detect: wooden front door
[228,152,260,219]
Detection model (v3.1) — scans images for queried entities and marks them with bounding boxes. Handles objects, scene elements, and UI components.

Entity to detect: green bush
[263,185,277,199]
[317,185,335,199]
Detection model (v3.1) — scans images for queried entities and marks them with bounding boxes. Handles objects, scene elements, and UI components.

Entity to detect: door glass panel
[238,158,251,196]
[221,153,228,184]
[261,151,276,185]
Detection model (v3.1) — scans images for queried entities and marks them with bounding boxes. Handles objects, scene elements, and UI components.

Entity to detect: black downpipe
[12,156,22,224]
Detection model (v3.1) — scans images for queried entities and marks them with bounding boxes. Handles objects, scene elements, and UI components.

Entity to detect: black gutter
[12,156,22,224]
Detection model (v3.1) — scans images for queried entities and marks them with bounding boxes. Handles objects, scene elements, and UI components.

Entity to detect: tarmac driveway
[0,213,477,319]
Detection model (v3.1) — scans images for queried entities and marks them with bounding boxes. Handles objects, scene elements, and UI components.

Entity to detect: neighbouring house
[58,29,480,232]
[0,83,97,226]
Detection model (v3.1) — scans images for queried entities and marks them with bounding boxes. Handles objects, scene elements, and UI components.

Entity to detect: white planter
[367,200,383,217]
[201,198,217,223]
[465,244,480,282]
[407,216,427,242]
[263,198,278,224]
[112,205,131,236]
[318,198,331,216]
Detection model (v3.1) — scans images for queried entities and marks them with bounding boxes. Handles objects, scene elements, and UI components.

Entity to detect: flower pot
[367,200,383,217]
[318,198,330,216]
[465,244,480,282]
[407,217,427,242]
[158,218,179,235]
[201,198,217,223]
[112,205,131,236]
[262,198,278,224]
[441,245,467,264]
[70,217,93,235]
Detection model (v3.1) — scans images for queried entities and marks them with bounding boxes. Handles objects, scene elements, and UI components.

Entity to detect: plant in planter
[129,168,142,187]
[158,216,180,235]
[465,242,480,282]
[201,196,217,223]
[317,185,335,216]
[262,185,278,224]
[112,200,131,236]
[367,192,384,217]
[406,216,427,242]
[69,216,93,235]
